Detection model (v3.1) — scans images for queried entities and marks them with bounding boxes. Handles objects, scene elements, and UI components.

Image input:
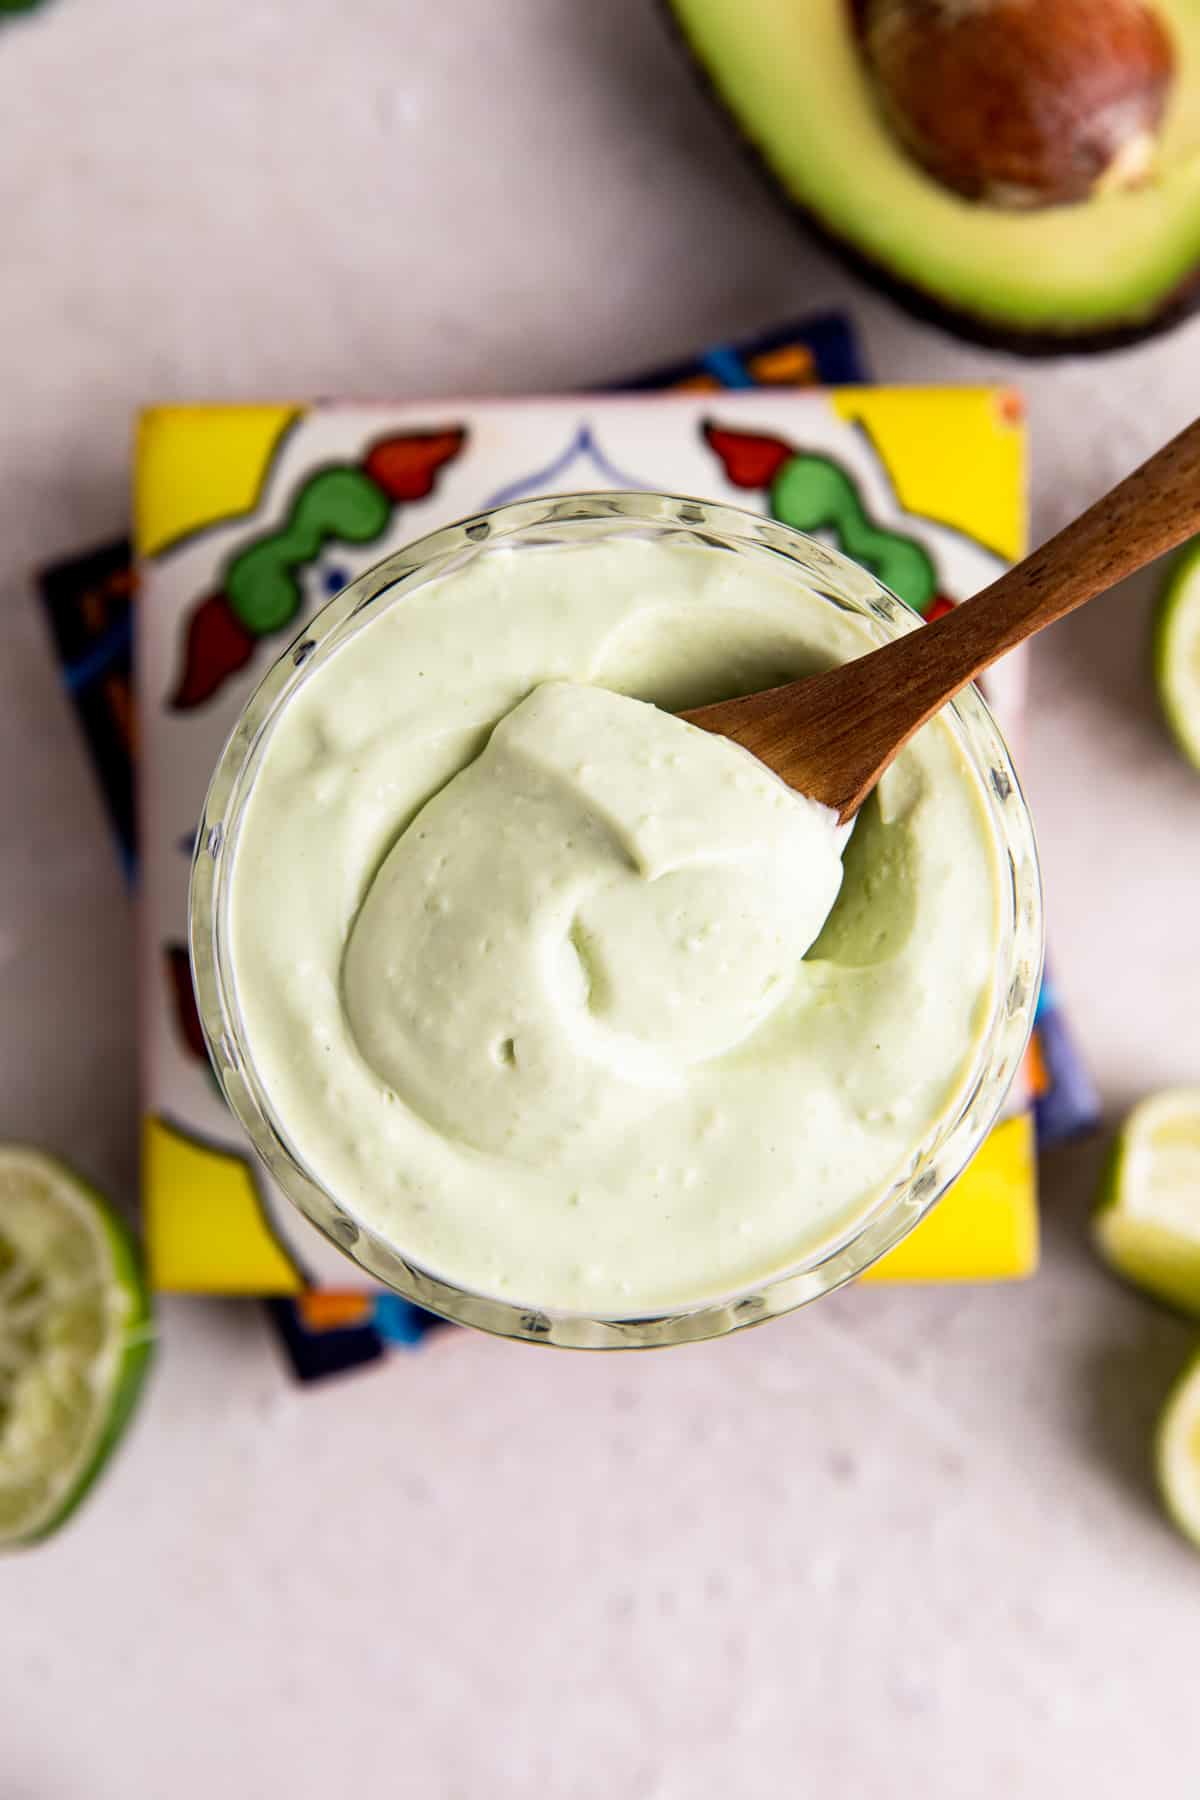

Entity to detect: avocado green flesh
[669,0,1200,332]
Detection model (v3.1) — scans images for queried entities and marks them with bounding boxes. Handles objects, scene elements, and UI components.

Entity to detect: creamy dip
[227,537,1000,1314]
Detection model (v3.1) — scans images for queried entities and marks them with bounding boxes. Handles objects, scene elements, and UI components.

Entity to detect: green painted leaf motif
[770,455,938,614]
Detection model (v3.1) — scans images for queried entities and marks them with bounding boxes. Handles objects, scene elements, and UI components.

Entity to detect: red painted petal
[362,428,467,501]
[170,594,256,710]
[165,943,207,1061]
[702,421,794,489]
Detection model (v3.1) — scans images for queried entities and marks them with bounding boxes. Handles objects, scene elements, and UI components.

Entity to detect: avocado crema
[666,0,1200,347]
[227,538,1001,1316]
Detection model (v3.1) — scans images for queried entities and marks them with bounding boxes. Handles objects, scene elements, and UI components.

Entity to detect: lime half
[1157,1350,1200,1550]
[0,1148,153,1548]
[1093,1089,1200,1318]
[1154,541,1200,770]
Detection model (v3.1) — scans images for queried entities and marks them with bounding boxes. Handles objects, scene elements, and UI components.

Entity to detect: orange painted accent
[998,388,1026,425]
[1025,1032,1050,1098]
[749,344,817,385]
[297,1292,374,1330]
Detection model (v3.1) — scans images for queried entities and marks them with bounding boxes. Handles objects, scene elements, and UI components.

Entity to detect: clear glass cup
[189,492,1044,1350]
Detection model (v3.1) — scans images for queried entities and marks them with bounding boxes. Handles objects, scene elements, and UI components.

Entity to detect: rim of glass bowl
[189,491,1044,1351]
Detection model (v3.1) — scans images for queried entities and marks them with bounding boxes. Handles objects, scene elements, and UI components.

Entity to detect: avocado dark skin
[658,0,1200,355]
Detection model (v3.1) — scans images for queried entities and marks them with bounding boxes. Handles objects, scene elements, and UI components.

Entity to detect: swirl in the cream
[228,537,1000,1313]
[343,683,844,1160]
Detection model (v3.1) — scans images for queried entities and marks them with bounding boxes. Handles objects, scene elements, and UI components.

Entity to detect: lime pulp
[0,1148,153,1547]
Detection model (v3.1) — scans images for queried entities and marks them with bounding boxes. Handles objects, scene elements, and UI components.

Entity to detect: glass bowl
[189,492,1044,1350]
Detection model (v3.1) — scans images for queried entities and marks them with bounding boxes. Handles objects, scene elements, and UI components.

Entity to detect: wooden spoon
[682,418,1200,821]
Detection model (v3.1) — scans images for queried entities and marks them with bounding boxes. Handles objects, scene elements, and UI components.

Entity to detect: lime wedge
[1093,1089,1200,1318]
[1157,1350,1200,1550]
[0,1148,153,1548]
[1154,540,1200,770]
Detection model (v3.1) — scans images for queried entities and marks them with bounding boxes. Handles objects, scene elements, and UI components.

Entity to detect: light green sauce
[228,538,1000,1314]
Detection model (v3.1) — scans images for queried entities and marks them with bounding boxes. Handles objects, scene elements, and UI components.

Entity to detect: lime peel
[1153,539,1200,771]
[1093,1088,1200,1319]
[1157,1349,1200,1550]
[0,1147,153,1548]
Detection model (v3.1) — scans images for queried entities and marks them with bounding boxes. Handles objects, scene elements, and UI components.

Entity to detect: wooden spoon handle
[814,414,1200,807]
[686,417,1200,822]
[919,412,1200,676]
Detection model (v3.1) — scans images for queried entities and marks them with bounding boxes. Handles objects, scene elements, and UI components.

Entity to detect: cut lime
[1157,1350,1200,1550]
[1093,1090,1200,1318]
[1153,540,1200,770]
[0,1148,153,1548]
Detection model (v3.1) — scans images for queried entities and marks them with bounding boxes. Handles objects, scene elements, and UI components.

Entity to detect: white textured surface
[2,2,1200,1795]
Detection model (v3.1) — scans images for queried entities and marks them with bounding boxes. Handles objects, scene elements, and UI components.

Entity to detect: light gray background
[3,3,1199,1796]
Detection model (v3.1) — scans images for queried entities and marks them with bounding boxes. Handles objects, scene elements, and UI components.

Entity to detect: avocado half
[665,0,1200,351]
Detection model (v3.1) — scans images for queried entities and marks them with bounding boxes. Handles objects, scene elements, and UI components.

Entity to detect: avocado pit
[862,0,1175,208]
